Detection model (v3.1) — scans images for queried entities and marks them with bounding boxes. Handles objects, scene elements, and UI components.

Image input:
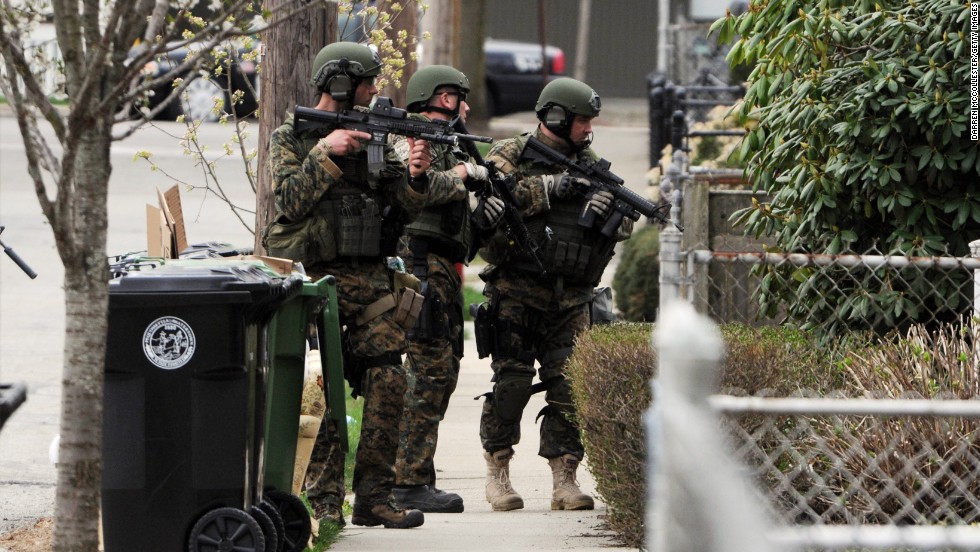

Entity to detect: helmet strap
[421,105,458,118]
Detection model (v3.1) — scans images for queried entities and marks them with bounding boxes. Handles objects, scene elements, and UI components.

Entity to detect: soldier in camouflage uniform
[265,42,431,529]
[475,78,634,512]
[388,66,505,514]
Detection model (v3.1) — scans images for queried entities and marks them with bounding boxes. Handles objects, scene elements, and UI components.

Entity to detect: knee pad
[493,373,533,425]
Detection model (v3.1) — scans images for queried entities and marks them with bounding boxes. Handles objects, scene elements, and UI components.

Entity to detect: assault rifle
[294,96,493,176]
[520,136,683,236]
[452,119,547,274]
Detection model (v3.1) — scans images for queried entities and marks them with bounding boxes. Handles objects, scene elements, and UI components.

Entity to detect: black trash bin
[102,260,301,552]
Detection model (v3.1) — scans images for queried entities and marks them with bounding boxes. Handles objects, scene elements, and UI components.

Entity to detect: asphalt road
[0,99,650,538]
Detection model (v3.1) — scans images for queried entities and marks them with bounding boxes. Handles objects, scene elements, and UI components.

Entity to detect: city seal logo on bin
[142,316,197,369]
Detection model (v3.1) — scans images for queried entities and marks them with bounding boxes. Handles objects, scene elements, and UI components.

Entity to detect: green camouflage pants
[305,412,346,510]
[306,261,409,506]
[395,253,463,486]
[478,294,590,460]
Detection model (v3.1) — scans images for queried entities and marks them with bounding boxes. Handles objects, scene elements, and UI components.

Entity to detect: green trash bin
[262,274,347,552]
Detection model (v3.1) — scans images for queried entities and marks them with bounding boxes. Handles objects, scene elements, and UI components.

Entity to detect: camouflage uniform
[477,128,633,461]
[390,126,472,489]
[269,112,427,508]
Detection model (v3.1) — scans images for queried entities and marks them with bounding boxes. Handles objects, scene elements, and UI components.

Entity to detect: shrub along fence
[642,303,980,551]
[619,148,980,550]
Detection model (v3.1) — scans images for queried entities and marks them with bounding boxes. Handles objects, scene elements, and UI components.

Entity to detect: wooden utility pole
[255,2,338,253]
[538,0,548,86]
[458,0,488,129]
[573,0,591,81]
[422,0,460,68]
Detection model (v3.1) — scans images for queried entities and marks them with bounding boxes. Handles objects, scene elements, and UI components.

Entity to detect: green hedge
[568,319,980,547]
[567,322,828,548]
[612,224,660,322]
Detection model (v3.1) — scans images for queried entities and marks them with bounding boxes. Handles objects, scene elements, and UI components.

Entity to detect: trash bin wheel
[258,500,286,552]
[250,504,280,552]
[265,490,312,552]
[187,506,266,552]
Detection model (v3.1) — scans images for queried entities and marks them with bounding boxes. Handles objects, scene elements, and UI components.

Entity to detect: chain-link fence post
[659,152,686,309]
[971,239,980,318]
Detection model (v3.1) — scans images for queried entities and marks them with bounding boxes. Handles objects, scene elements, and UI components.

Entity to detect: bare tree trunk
[255,2,338,254]
[51,113,112,552]
[378,0,418,107]
[422,0,459,68]
[458,0,487,131]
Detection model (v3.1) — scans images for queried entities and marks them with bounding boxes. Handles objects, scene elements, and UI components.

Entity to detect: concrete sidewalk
[329,320,633,552]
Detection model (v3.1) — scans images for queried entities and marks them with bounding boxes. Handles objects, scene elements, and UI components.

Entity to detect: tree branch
[0,4,67,140]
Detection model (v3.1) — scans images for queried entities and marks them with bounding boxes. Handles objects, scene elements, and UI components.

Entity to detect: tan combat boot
[484,448,524,511]
[548,454,595,510]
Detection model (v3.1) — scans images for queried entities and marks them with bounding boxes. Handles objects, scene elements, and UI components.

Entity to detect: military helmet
[310,42,382,95]
[535,77,601,119]
[406,65,470,113]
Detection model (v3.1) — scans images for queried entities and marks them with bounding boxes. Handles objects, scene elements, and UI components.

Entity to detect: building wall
[485,0,661,98]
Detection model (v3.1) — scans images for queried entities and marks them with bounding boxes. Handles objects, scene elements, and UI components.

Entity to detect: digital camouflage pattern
[305,414,347,511]
[395,252,463,486]
[333,259,412,505]
[391,123,470,208]
[390,116,472,487]
[478,126,633,460]
[270,111,426,509]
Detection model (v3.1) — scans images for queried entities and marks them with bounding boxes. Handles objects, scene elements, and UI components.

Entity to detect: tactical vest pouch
[470,301,495,359]
[336,195,382,257]
[263,213,337,265]
[392,287,424,329]
[390,268,424,329]
[552,241,592,276]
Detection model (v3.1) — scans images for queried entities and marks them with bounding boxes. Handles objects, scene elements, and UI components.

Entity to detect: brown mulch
[0,518,53,552]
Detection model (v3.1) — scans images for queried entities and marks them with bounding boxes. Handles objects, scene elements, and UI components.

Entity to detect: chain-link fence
[651,143,980,549]
[715,397,980,551]
[685,246,980,347]
[649,300,980,551]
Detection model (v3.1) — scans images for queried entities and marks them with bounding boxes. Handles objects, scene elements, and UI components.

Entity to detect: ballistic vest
[263,118,395,264]
[482,135,615,286]
[402,139,472,263]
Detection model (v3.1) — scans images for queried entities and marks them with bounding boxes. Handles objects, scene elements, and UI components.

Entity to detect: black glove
[481,196,505,228]
[586,190,615,219]
[546,174,589,199]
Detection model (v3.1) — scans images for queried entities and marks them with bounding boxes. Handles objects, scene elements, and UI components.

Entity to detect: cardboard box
[146,185,188,259]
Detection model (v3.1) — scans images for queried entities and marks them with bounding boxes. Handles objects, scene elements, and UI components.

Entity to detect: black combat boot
[392,484,464,513]
[351,499,425,529]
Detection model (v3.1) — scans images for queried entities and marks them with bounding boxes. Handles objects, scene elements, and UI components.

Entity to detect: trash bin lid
[108,259,303,321]
[110,263,273,293]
